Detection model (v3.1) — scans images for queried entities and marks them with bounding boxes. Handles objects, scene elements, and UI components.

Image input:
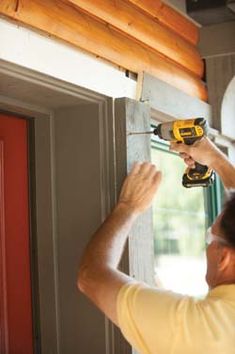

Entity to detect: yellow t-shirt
[117,282,235,354]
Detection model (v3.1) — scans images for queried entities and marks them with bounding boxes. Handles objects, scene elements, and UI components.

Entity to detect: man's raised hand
[118,162,162,215]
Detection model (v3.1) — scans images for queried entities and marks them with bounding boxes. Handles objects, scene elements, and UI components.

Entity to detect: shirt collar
[207,284,235,302]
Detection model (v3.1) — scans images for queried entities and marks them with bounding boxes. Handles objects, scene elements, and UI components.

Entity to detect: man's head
[206,193,235,289]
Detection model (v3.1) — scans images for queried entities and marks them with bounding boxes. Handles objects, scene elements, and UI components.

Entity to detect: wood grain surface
[64,0,202,76]
[127,0,199,45]
[0,0,207,100]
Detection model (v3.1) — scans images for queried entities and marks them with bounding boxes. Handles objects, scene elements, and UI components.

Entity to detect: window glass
[151,141,208,297]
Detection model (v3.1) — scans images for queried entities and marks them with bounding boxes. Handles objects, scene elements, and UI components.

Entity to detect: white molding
[0,94,52,118]
[0,59,107,104]
[0,18,136,99]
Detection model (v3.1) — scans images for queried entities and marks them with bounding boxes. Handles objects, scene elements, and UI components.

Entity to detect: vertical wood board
[115,97,155,354]
[115,98,155,286]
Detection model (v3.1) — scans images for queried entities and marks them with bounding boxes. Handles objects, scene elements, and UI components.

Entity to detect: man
[78,137,235,354]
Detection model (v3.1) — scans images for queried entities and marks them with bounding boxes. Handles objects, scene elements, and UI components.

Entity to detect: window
[151,139,223,297]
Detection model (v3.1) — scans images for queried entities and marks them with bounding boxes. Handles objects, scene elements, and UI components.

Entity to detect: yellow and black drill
[130,118,215,188]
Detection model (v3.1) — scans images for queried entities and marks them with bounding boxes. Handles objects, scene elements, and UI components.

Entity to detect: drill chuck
[153,123,174,141]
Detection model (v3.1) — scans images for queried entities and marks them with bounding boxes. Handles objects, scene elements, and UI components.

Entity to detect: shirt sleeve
[116,282,188,354]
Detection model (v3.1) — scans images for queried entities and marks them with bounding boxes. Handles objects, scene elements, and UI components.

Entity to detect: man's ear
[218,247,232,271]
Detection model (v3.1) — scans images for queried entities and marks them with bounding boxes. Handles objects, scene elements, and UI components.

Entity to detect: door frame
[0,59,126,354]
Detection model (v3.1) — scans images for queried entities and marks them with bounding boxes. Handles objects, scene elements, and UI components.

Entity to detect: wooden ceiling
[0,0,207,101]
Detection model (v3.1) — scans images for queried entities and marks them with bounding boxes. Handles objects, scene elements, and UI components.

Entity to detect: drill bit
[128,131,154,136]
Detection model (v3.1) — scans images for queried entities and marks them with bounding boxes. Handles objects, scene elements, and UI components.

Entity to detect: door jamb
[0,60,122,354]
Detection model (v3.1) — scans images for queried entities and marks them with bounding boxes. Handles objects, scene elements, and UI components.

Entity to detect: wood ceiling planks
[63,0,203,77]
[126,0,199,45]
[0,0,207,101]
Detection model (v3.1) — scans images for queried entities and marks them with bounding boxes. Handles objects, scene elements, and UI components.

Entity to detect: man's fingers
[179,152,189,158]
[153,171,162,185]
[146,164,158,178]
[131,162,142,175]
[119,162,162,213]
[131,162,157,176]
[130,162,161,189]
[139,162,155,175]
[184,157,195,168]
[170,143,197,168]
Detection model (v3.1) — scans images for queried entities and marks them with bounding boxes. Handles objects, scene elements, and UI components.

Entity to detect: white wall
[0,18,136,99]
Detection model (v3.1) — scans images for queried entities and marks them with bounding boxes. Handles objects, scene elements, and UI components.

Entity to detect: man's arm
[77,162,162,326]
[170,137,235,189]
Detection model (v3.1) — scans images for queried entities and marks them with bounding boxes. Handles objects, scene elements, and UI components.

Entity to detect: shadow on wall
[221,76,235,140]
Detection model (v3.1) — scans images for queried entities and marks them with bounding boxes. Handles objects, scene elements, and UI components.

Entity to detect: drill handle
[191,162,208,174]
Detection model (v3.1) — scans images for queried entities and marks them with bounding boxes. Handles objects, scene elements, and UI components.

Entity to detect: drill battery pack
[183,164,215,188]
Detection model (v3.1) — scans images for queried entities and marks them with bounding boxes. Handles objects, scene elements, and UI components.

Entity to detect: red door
[0,113,34,354]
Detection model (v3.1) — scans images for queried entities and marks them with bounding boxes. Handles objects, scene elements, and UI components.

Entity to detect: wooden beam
[64,0,203,77]
[0,0,207,101]
[126,0,199,45]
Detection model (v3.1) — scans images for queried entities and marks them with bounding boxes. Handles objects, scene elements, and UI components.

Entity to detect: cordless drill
[153,118,215,188]
[130,118,215,188]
